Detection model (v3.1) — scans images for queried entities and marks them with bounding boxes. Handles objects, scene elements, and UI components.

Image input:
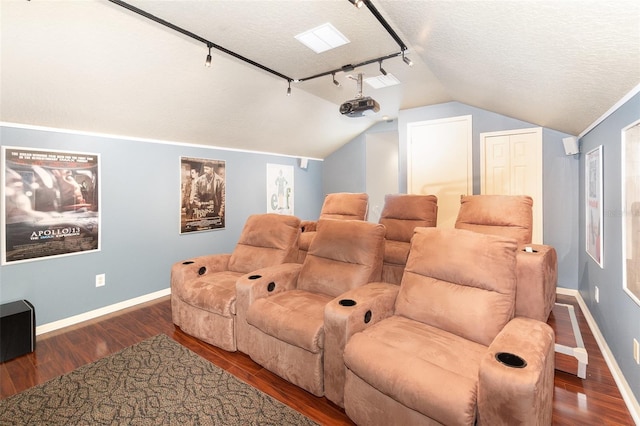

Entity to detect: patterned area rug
[0,334,318,425]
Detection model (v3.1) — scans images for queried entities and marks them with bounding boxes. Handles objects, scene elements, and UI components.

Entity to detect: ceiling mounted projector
[339,73,380,118]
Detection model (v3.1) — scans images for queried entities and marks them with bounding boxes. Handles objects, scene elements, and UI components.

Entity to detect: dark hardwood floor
[1,293,635,425]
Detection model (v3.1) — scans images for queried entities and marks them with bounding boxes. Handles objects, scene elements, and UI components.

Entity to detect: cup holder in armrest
[182,261,194,265]
[198,266,206,275]
[339,299,357,307]
[248,275,262,280]
[267,282,276,292]
[495,352,527,368]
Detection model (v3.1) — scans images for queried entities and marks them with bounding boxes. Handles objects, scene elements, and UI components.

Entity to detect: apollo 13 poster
[180,157,226,234]
[2,146,100,264]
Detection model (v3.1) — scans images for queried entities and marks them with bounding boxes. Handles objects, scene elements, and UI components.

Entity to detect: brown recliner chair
[379,194,438,284]
[341,228,555,425]
[235,219,385,396]
[455,194,557,322]
[170,213,300,351]
[297,192,368,262]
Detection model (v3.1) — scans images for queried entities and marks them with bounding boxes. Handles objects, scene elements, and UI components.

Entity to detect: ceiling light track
[361,0,408,52]
[107,0,293,84]
[298,51,401,83]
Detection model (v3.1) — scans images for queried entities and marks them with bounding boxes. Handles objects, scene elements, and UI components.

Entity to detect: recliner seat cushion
[176,270,244,316]
[247,289,333,353]
[344,315,485,425]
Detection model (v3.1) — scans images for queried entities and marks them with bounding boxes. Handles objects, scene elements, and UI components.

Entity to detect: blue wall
[325,101,579,289]
[579,92,640,404]
[0,125,323,326]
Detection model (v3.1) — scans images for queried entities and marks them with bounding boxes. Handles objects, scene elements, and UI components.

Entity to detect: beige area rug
[0,334,318,425]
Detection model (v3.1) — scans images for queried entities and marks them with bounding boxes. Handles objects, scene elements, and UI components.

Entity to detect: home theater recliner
[170,193,557,425]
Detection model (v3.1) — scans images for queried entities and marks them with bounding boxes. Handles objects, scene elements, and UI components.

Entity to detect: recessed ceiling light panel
[295,23,350,54]
[365,73,401,89]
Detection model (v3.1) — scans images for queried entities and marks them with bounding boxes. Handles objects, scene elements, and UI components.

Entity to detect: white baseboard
[557,287,640,424]
[35,288,171,336]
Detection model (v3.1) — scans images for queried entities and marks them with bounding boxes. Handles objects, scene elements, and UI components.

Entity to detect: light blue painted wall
[325,101,578,289]
[0,125,323,326]
[579,92,640,404]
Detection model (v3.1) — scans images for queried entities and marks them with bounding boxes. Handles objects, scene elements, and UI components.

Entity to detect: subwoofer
[0,300,35,362]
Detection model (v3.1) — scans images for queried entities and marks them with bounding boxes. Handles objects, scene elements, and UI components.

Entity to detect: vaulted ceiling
[2,0,639,159]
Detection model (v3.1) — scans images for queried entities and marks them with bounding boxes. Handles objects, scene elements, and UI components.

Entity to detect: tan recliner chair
[379,194,438,284]
[235,219,385,396]
[455,194,557,322]
[297,192,368,262]
[341,228,555,425]
[170,213,300,351]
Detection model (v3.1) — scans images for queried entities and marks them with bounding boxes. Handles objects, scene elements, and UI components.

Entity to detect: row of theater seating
[170,193,557,425]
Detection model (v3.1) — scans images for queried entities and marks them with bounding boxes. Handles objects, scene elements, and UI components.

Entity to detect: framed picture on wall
[1,146,101,265]
[622,120,640,306]
[180,157,226,234]
[266,164,294,215]
[585,145,603,267]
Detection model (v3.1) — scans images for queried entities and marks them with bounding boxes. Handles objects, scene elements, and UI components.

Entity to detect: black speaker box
[0,300,35,362]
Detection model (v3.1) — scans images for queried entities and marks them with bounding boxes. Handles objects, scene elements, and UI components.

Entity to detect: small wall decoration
[622,120,640,306]
[180,157,226,234]
[585,145,603,267]
[266,164,294,215]
[2,146,100,264]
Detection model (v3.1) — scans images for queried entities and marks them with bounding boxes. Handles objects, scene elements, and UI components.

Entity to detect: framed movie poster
[585,145,603,267]
[180,157,225,234]
[2,146,100,265]
[622,120,640,306]
[266,164,294,215]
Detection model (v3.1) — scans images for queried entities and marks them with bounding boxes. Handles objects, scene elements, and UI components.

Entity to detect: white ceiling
[1,0,639,159]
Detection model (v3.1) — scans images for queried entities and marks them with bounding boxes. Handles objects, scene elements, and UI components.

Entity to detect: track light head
[348,0,364,8]
[205,45,212,67]
[378,60,387,76]
[332,73,341,87]
[287,81,292,96]
[402,51,413,67]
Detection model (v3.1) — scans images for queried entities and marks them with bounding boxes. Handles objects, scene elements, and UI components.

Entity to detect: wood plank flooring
[1,293,635,425]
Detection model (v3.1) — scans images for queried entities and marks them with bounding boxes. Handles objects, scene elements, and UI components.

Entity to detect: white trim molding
[35,288,171,336]
[557,288,640,424]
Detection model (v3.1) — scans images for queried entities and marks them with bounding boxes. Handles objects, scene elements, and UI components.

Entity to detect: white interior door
[481,128,543,243]
[407,115,472,229]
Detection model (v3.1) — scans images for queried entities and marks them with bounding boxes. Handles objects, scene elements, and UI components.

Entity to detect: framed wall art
[266,163,294,215]
[585,145,603,267]
[622,120,640,306]
[2,146,101,264]
[180,157,226,234]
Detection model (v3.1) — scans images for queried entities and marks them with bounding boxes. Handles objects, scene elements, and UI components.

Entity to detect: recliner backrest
[379,194,438,242]
[228,213,300,273]
[395,227,517,346]
[454,195,533,245]
[297,219,385,297]
[319,192,369,221]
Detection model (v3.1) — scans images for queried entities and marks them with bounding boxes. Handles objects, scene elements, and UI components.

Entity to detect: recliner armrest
[478,317,555,425]
[170,253,232,291]
[323,282,400,407]
[235,263,303,353]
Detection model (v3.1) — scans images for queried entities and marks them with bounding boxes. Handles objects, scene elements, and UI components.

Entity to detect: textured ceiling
[1,0,639,159]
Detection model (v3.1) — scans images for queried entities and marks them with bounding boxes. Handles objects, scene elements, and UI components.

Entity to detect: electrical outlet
[595,286,599,303]
[95,273,106,288]
[634,338,639,365]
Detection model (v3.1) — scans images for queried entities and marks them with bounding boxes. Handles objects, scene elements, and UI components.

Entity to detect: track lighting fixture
[402,51,413,67]
[205,44,212,67]
[287,81,292,96]
[332,73,341,87]
[348,0,364,8]
[378,60,387,76]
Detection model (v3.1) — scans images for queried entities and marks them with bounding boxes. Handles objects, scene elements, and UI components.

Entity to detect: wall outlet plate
[634,338,639,365]
[595,286,599,303]
[95,273,106,288]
